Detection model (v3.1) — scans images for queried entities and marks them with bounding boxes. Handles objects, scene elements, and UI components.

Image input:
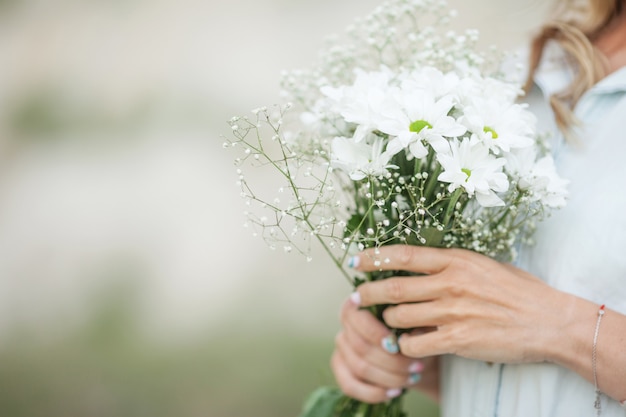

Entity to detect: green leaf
[299,387,344,417]
[346,213,364,236]
[420,227,444,247]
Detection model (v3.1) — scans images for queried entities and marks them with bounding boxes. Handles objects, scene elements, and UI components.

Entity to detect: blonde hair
[524,0,624,137]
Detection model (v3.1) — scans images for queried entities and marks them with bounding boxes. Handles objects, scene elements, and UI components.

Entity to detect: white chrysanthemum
[504,147,569,208]
[331,133,395,181]
[378,89,467,159]
[437,138,509,207]
[451,76,521,113]
[478,77,524,103]
[530,156,569,208]
[460,98,535,154]
[399,67,461,100]
[459,76,523,106]
[299,98,351,137]
[321,68,394,142]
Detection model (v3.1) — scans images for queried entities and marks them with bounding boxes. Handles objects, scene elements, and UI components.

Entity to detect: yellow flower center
[483,126,498,139]
[462,168,472,181]
[409,120,432,133]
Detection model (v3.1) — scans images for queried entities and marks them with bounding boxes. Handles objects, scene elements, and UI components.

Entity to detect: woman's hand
[349,245,594,365]
[348,244,626,405]
[331,298,439,404]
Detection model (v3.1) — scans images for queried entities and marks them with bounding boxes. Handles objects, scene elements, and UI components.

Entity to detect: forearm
[543,294,626,404]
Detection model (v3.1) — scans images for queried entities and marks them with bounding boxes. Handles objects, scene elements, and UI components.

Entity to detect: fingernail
[381,335,399,354]
[349,291,361,306]
[408,361,424,374]
[620,399,626,408]
[407,373,422,385]
[386,388,402,399]
[348,256,360,269]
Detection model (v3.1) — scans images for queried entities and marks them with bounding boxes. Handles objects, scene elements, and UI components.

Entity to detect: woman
[330,1,626,416]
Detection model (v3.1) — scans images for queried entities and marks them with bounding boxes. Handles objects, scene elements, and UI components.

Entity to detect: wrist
[540,293,598,377]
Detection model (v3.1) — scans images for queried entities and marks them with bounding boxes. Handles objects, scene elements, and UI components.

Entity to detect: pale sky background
[0,0,552,346]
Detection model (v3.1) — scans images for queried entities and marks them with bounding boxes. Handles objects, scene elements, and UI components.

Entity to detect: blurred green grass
[0,290,439,417]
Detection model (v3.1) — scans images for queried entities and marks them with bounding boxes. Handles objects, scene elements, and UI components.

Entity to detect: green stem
[413,157,422,177]
[443,188,463,226]
[423,165,442,202]
[492,191,522,230]
[354,402,370,417]
[364,181,377,258]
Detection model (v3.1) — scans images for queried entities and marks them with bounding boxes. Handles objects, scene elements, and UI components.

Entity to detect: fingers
[336,331,413,389]
[398,329,452,358]
[333,299,426,403]
[340,299,392,347]
[330,351,397,404]
[350,245,460,275]
[382,301,440,329]
[381,299,484,329]
[342,324,417,374]
[353,275,447,307]
[340,291,446,362]
[348,245,463,307]
[340,299,416,370]
[349,246,495,308]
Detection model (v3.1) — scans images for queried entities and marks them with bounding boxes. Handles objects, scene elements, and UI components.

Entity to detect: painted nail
[386,388,402,399]
[407,373,422,385]
[348,256,360,269]
[349,291,361,306]
[408,361,424,374]
[381,334,399,354]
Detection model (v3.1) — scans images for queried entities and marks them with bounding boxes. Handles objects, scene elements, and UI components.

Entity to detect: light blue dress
[440,45,626,417]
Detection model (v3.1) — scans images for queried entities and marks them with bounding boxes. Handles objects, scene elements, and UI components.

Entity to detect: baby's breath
[224,0,566,288]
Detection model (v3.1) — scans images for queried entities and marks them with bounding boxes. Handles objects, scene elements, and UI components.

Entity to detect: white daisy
[331,133,395,181]
[321,68,394,142]
[504,147,569,208]
[399,66,461,100]
[457,76,523,108]
[437,138,509,207]
[378,88,466,159]
[460,99,535,154]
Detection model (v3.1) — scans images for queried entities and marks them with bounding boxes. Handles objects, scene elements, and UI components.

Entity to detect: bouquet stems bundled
[224,0,567,415]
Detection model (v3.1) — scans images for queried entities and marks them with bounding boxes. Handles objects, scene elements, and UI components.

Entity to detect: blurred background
[0,0,551,416]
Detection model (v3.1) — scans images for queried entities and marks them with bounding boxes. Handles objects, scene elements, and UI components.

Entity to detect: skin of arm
[348,245,626,404]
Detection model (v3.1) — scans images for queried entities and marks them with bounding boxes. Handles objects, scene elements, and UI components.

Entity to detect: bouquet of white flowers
[224,0,568,416]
